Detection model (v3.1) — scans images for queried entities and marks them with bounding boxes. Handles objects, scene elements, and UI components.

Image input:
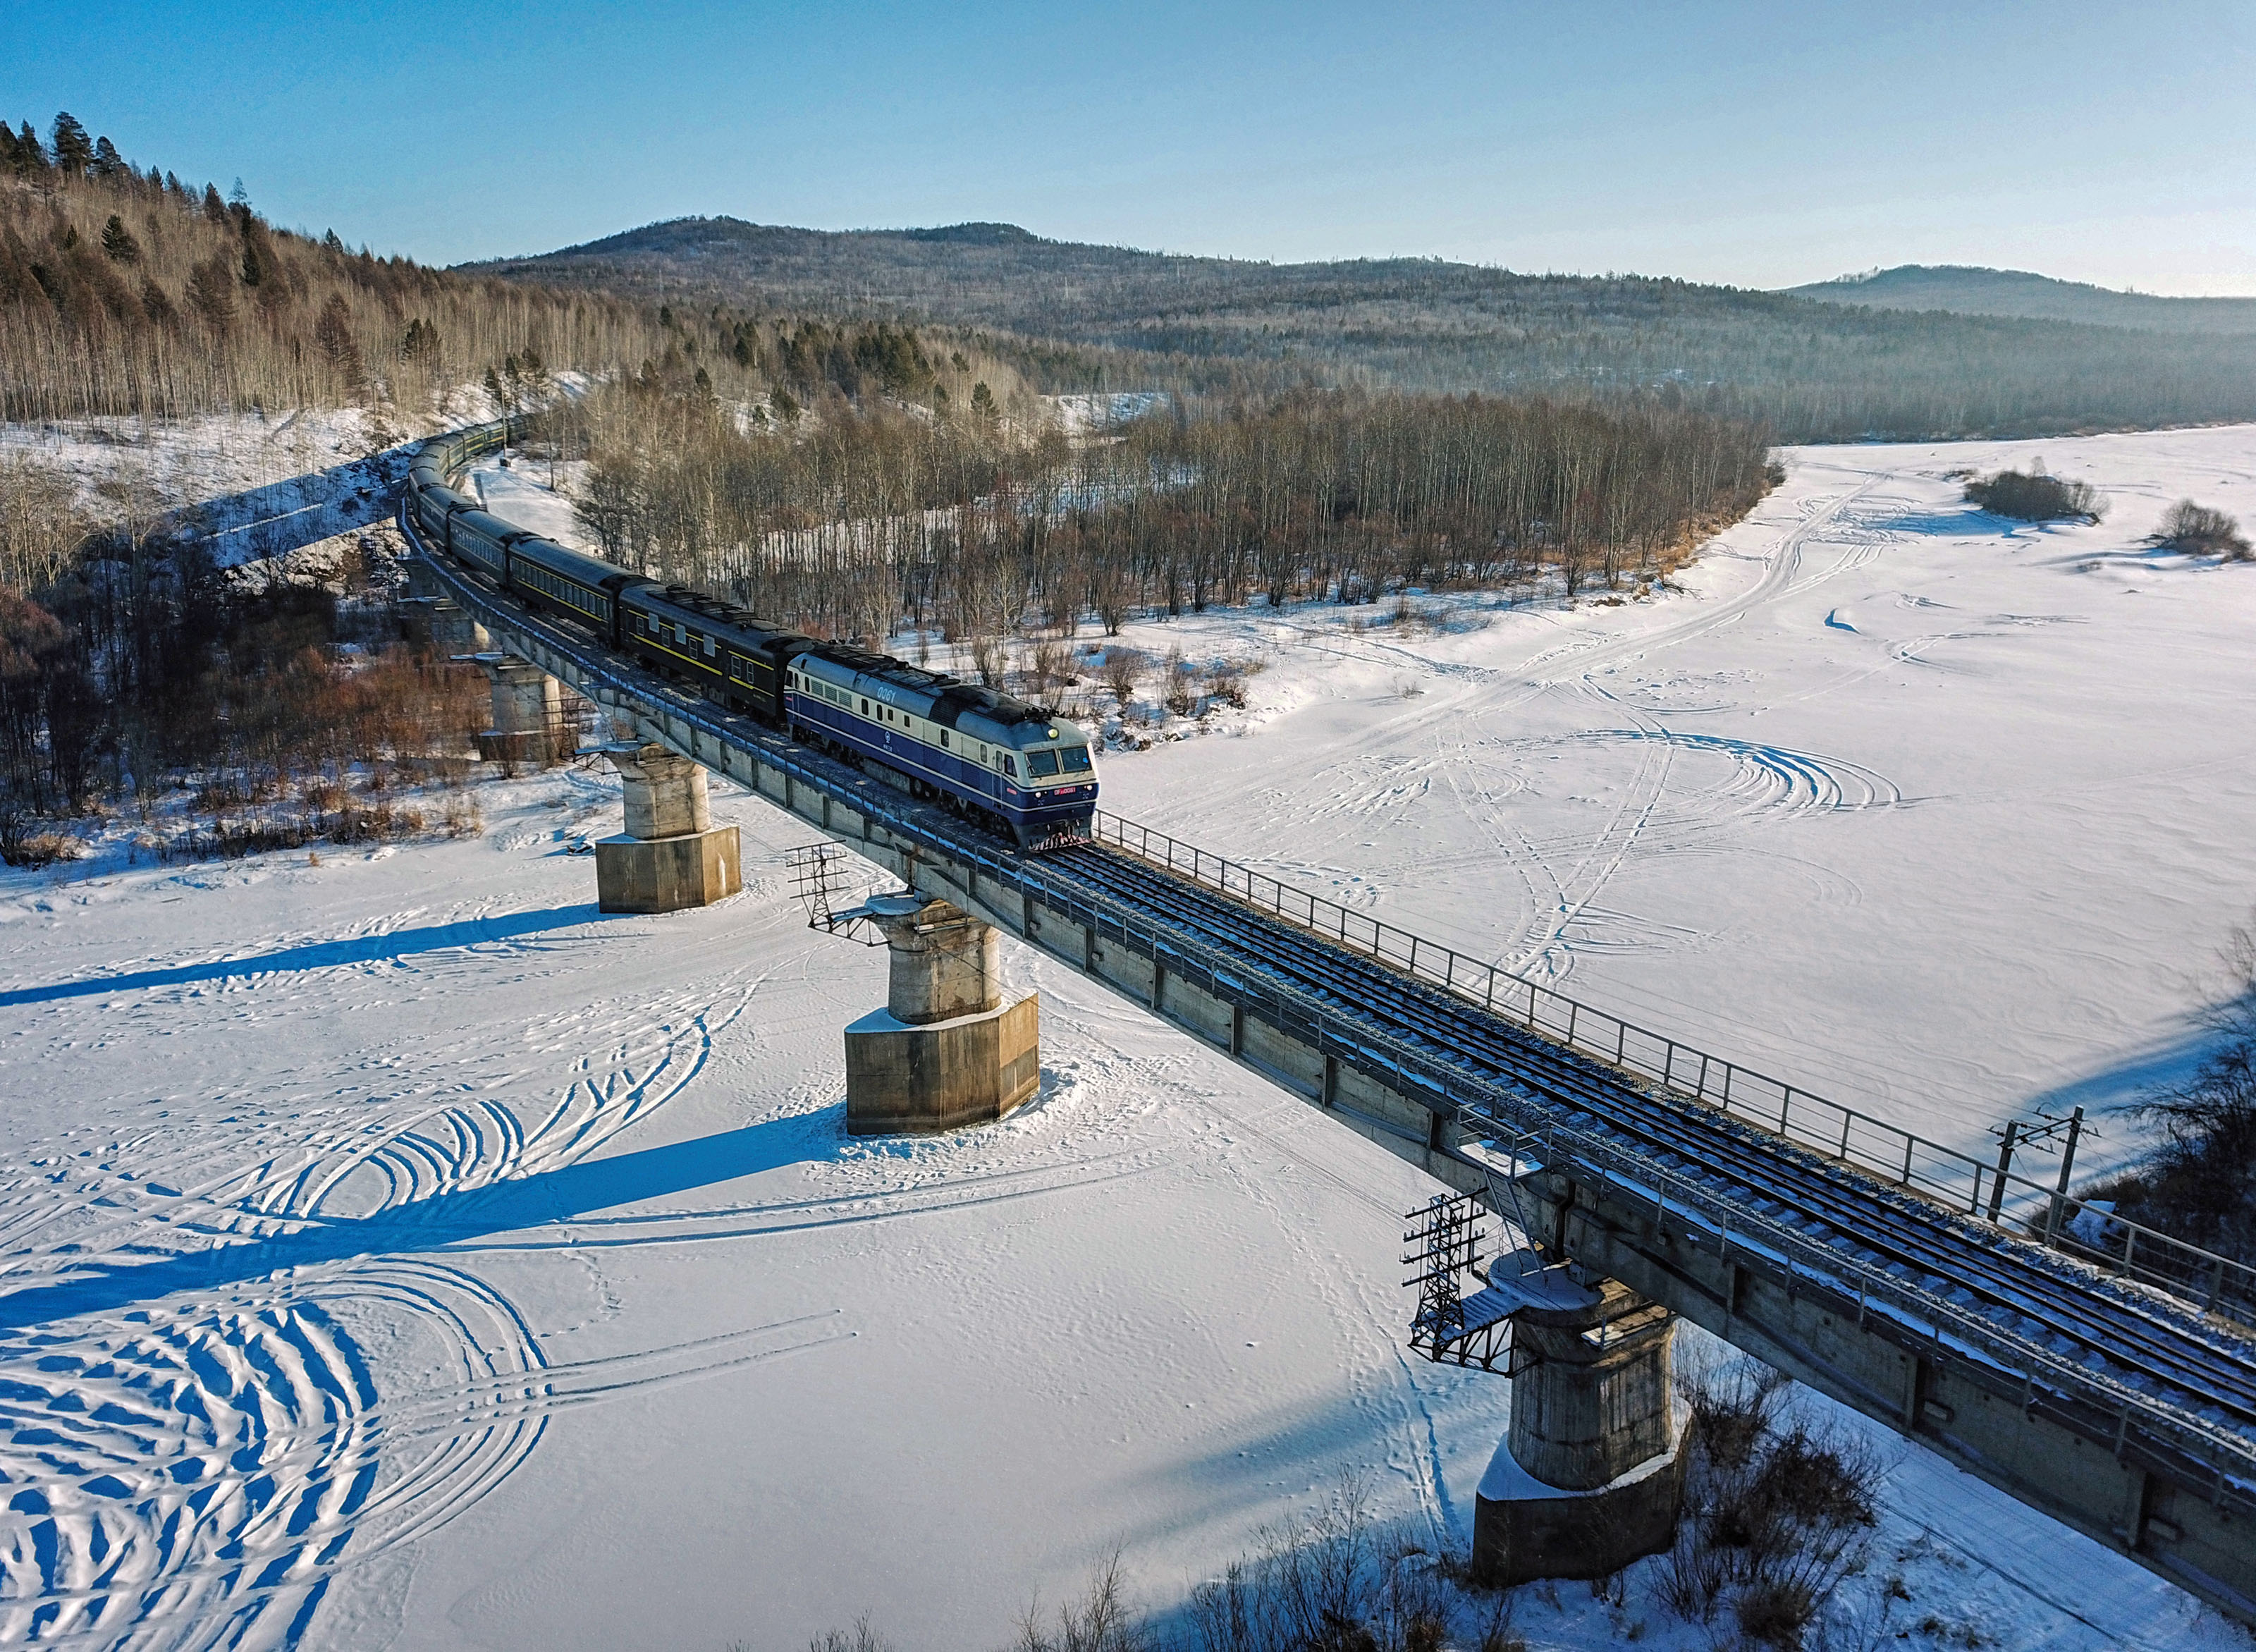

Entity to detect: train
[404,421,1100,848]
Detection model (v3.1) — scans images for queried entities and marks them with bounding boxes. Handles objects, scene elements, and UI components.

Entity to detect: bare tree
[1101,647,1146,709]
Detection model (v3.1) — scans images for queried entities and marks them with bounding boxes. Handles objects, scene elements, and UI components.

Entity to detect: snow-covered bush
[2148,499,2252,559]
[1963,468,2104,522]
[1660,1362,1880,1649]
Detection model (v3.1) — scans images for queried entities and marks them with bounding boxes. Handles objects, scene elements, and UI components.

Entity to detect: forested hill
[469,218,2256,441]
[1786,265,2256,334]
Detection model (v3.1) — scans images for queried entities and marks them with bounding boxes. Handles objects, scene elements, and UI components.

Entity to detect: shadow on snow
[0,905,608,1007]
[0,1114,826,1332]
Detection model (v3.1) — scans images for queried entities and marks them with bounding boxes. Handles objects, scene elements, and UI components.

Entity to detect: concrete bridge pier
[845,896,1039,1135]
[1472,1268,1687,1586]
[594,743,742,913]
[400,560,490,653]
[398,596,489,654]
[472,654,563,766]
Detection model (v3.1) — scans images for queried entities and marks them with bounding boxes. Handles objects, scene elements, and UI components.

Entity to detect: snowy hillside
[2,427,2254,1648]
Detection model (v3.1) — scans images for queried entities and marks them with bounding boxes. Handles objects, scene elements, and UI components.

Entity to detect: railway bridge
[398,443,2256,1623]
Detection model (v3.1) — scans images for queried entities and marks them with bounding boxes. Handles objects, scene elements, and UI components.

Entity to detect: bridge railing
[1086,810,2256,1328]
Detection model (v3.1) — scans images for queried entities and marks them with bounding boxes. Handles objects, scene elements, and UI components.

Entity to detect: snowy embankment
[1,429,2253,1648]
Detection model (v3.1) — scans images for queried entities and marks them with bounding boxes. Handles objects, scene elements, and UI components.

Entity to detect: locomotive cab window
[1027,749,1060,778]
[1059,746,1093,774]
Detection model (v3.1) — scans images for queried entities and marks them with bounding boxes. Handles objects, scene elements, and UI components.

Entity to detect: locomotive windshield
[1027,749,1060,778]
[1058,746,1093,773]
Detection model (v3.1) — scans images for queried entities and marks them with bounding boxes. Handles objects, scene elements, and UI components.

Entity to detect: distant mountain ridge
[1785,265,2256,334]
[468,219,2256,441]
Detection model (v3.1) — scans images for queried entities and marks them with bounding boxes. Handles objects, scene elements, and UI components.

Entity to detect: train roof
[799,642,1060,734]
[506,532,638,592]
[631,582,813,646]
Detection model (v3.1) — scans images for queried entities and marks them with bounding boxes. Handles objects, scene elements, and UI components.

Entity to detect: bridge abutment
[1473,1271,1687,1586]
[594,743,742,913]
[845,897,1039,1135]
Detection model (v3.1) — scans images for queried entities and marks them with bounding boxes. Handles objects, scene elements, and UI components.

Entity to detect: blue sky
[11,1,2253,291]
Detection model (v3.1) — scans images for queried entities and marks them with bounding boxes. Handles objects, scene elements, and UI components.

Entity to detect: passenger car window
[1059,747,1093,773]
[1027,749,1060,778]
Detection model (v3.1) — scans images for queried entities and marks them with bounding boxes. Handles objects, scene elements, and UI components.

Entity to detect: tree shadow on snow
[2013,1018,2220,1144]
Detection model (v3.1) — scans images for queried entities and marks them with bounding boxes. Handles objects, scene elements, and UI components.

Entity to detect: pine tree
[14,123,44,174]
[49,114,92,176]
[971,380,998,424]
[91,136,124,178]
[99,215,140,265]
[185,255,237,337]
[313,293,364,391]
[202,183,226,224]
[139,277,176,329]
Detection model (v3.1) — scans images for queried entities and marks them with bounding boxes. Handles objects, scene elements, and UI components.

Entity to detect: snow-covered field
[4,427,2255,1648]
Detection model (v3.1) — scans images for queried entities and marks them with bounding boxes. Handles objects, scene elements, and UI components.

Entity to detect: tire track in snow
[0,1264,838,1651]
[0,960,773,1646]
[1437,472,1903,985]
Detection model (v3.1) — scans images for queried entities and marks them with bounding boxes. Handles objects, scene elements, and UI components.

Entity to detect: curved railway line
[400,421,2256,1621]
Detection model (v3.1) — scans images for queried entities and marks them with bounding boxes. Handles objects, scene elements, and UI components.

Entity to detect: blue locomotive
[405,422,1099,848]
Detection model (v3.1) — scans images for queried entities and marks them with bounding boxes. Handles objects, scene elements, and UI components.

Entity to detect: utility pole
[1987,1118,2021,1223]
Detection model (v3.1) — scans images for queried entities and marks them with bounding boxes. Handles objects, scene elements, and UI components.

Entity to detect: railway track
[1048,845,2256,1434]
